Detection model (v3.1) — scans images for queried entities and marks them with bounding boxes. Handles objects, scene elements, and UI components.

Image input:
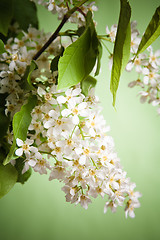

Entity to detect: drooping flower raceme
[14,83,141,218]
[106,22,160,115]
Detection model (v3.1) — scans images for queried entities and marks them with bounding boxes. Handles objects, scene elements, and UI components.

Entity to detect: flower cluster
[31,0,98,26]
[14,84,141,218]
[0,27,61,119]
[106,22,160,115]
[127,46,160,115]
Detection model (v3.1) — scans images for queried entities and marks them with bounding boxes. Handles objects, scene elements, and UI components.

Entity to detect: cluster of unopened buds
[106,21,160,115]
[0,0,142,218]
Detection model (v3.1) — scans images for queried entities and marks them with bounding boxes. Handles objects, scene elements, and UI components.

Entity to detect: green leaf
[21,61,37,90]
[0,0,13,36]
[13,95,37,141]
[57,11,98,90]
[136,6,160,55]
[3,143,18,166]
[0,94,10,141]
[76,26,86,37]
[0,93,8,107]
[15,158,32,184]
[110,0,131,107]
[0,163,18,199]
[12,0,38,31]
[27,61,38,88]
[0,108,10,140]
[51,55,61,73]
[121,23,131,72]
[57,29,90,89]
[95,41,103,76]
[0,147,6,164]
[50,47,64,73]
[81,75,97,96]
[0,40,6,54]
[3,95,37,165]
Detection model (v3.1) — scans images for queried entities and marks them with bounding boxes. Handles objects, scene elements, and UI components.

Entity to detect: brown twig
[33,0,88,61]
[33,16,68,60]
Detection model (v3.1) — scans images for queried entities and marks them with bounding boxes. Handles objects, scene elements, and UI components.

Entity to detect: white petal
[79,109,88,117]
[75,147,83,155]
[79,155,86,165]
[155,49,160,57]
[44,120,54,129]
[129,210,135,218]
[37,87,46,96]
[150,79,157,87]
[152,100,159,106]
[89,128,96,137]
[143,76,149,85]
[68,100,76,109]
[72,115,79,125]
[22,163,29,174]
[28,159,37,167]
[26,139,34,145]
[57,95,67,104]
[9,61,16,71]
[142,68,149,75]
[48,3,54,11]
[61,109,71,117]
[49,110,57,117]
[30,146,38,153]
[15,148,23,156]
[106,26,110,34]
[35,152,42,159]
[78,102,87,110]
[104,205,108,214]
[56,141,64,147]
[65,88,72,96]
[72,88,81,96]
[16,138,24,147]
[49,98,57,105]
[126,62,133,71]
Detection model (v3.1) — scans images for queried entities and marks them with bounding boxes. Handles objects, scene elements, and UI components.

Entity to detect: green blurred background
[1,0,160,239]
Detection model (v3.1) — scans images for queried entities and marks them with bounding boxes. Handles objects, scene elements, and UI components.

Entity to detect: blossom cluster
[31,0,98,26]
[14,83,141,218]
[0,27,61,119]
[106,22,160,115]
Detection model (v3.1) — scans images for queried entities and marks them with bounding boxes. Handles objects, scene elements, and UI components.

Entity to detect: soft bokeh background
[0,0,160,239]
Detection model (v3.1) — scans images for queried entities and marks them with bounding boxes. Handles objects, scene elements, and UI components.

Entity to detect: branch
[33,0,88,61]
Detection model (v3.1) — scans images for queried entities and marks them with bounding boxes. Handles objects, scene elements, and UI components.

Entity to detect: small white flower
[15,138,37,156]
[106,24,117,42]
[104,200,117,214]
[76,194,92,210]
[125,200,140,218]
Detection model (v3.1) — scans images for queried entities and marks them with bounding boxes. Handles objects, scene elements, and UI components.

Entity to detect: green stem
[78,124,84,140]
[58,32,78,37]
[98,36,112,42]
[101,40,112,55]
[90,157,97,168]
[70,125,77,138]
[39,150,52,155]
[63,157,73,161]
